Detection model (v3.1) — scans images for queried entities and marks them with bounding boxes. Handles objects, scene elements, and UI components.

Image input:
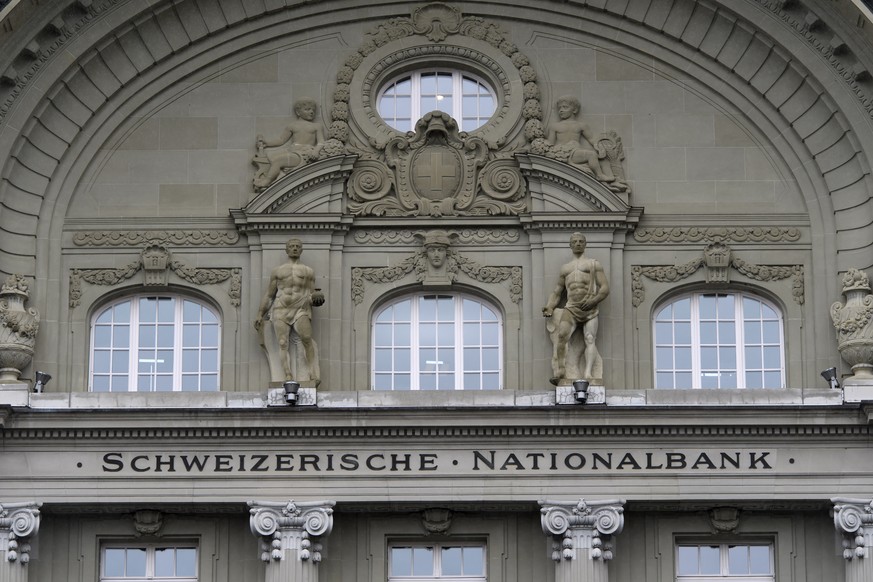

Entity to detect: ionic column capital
[539,498,625,562]
[833,497,873,560]
[0,502,41,565]
[248,500,335,564]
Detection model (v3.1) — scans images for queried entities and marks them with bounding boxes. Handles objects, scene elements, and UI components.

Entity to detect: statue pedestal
[842,377,873,403]
[266,386,317,407]
[555,384,605,405]
[0,382,29,406]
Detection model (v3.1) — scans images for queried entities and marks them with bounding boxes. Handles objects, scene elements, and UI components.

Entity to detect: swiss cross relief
[347,112,526,217]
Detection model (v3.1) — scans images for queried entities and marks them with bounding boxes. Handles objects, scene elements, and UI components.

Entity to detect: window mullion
[411,71,422,122]
[735,296,746,389]
[411,297,420,391]
[452,71,463,121]
[129,299,140,392]
[173,299,184,392]
[690,294,702,389]
[454,297,463,390]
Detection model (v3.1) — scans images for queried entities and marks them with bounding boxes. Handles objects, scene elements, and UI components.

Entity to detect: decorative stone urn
[831,268,873,380]
[0,275,40,382]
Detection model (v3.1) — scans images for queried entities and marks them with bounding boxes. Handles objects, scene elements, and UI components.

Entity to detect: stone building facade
[0,0,872,581]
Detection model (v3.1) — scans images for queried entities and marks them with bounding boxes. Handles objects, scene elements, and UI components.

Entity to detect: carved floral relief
[0,275,40,382]
[831,268,873,380]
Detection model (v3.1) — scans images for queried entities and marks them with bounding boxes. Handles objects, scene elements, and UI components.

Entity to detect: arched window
[378,70,496,133]
[90,295,220,392]
[654,292,784,389]
[373,293,502,390]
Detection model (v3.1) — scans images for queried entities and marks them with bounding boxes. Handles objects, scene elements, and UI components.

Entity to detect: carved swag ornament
[69,245,241,308]
[347,111,526,217]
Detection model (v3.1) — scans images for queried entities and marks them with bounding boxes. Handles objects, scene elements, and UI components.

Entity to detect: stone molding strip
[72,230,239,246]
[354,229,520,245]
[634,227,803,243]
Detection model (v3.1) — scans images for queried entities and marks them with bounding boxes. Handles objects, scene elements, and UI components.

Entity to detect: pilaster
[0,502,40,582]
[833,498,873,582]
[539,498,625,582]
[249,500,335,582]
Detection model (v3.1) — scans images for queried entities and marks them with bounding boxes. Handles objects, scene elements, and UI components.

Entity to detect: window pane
[177,547,197,576]
[464,372,480,390]
[375,324,392,347]
[749,546,771,574]
[104,548,125,577]
[463,546,484,575]
[464,348,480,369]
[126,548,147,576]
[483,372,499,390]
[482,348,498,370]
[675,322,691,344]
[699,295,717,319]
[464,323,479,344]
[111,350,129,373]
[677,546,697,575]
[392,548,412,576]
[699,546,719,575]
[442,547,462,575]
[375,348,392,371]
[395,349,410,372]
[412,547,433,576]
[395,323,410,345]
[94,326,111,348]
[656,371,674,389]
[93,350,111,373]
[655,321,672,344]
[155,547,174,577]
[728,545,749,574]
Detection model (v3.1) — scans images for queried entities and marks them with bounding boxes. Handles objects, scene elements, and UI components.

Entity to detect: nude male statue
[542,233,610,383]
[253,99,324,189]
[255,239,324,383]
[547,96,613,182]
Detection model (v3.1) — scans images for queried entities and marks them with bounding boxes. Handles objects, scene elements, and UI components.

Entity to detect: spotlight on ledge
[33,371,51,393]
[572,379,589,404]
[820,367,840,390]
[283,380,301,405]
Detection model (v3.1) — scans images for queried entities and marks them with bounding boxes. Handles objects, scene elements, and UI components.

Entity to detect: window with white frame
[389,543,486,582]
[101,544,197,581]
[654,292,784,389]
[90,295,220,392]
[378,70,496,133]
[373,294,502,390]
[676,543,773,581]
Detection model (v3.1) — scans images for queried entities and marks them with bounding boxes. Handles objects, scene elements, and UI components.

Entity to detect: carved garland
[351,249,522,304]
[354,229,520,245]
[631,245,805,306]
[72,230,240,247]
[634,226,802,243]
[69,245,241,307]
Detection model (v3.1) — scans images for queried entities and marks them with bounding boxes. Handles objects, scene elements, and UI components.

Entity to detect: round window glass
[378,70,496,133]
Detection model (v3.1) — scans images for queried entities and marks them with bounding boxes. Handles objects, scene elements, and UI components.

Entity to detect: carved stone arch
[0,0,870,274]
[0,0,873,282]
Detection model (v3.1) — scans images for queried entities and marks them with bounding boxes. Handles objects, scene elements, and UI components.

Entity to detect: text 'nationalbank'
[100,449,775,474]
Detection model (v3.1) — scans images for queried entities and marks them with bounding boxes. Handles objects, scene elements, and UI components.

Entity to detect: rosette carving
[479,159,526,206]
[348,161,393,202]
